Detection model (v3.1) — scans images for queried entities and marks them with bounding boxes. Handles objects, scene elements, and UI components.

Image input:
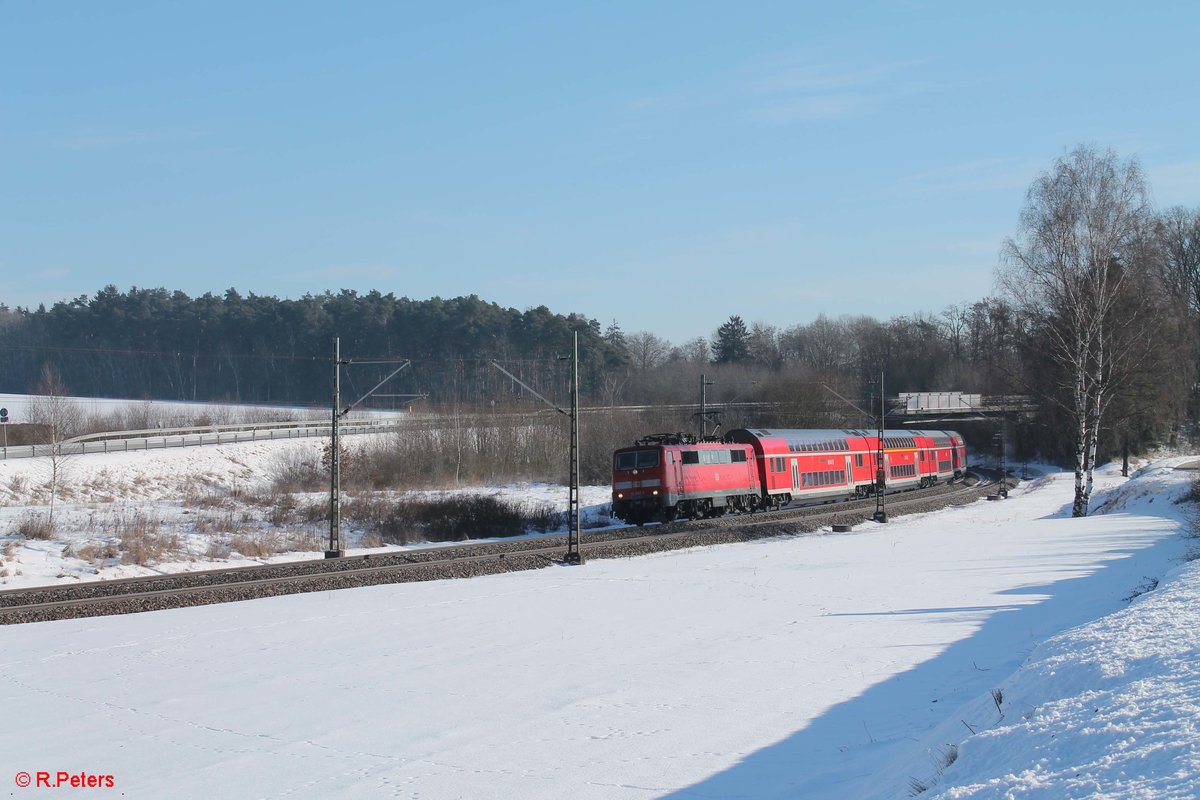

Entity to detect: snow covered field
[2,452,1198,798]
[0,436,614,587]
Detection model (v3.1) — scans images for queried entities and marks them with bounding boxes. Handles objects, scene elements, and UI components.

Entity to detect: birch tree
[26,364,83,529]
[1000,145,1153,516]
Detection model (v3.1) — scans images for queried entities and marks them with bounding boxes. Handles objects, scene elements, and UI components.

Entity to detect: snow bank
[883,461,1200,799]
[924,558,1200,799]
[0,459,1195,799]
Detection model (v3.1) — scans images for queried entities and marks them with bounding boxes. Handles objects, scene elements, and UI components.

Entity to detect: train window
[616,450,661,470]
[731,450,746,463]
[682,451,699,465]
[855,454,864,467]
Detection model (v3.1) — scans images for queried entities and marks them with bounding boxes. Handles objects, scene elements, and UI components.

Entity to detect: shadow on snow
[659,528,1186,800]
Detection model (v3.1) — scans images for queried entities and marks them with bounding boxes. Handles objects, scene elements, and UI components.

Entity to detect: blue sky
[3,1,1198,344]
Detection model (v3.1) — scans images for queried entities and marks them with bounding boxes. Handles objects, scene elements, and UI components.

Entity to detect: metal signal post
[565,333,582,564]
[490,330,583,565]
[874,372,888,523]
[327,336,411,558]
[328,337,347,557]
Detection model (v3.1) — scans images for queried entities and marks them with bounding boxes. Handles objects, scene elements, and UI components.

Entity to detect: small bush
[204,538,232,560]
[1179,476,1200,506]
[296,497,329,524]
[16,513,55,540]
[191,508,255,535]
[345,493,563,544]
[268,493,297,526]
[270,449,326,493]
[227,531,321,559]
[71,539,120,565]
[229,534,277,558]
[183,486,231,510]
[118,513,181,566]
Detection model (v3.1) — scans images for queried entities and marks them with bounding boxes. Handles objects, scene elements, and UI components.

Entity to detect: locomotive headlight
[617,492,624,499]
[652,489,659,495]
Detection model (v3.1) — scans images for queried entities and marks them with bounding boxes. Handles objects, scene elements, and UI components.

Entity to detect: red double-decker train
[612,428,967,525]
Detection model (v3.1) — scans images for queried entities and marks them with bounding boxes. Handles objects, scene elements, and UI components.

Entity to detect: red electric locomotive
[611,434,760,525]
[612,428,967,525]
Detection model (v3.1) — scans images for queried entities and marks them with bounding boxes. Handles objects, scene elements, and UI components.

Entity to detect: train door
[671,450,684,497]
[844,455,853,486]
[791,458,800,491]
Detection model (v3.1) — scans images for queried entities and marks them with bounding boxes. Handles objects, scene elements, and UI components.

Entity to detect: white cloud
[747,54,946,124]
[752,56,929,96]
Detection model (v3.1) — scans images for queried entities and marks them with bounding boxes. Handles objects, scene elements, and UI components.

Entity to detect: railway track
[0,476,996,625]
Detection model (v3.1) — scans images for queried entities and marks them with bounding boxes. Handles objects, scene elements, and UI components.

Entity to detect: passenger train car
[612,428,967,525]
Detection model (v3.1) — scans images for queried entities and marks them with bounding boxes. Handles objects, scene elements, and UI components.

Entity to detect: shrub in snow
[16,512,54,540]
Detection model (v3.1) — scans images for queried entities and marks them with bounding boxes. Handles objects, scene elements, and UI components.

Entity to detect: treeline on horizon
[0,281,1165,463]
[0,288,628,409]
[2,161,1198,470]
[0,285,1018,413]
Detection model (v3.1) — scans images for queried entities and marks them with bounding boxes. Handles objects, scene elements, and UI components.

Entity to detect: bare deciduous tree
[624,331,670,371]
[1000,144,1154,516]
[26,364,83,529]
[1157,205,1200,315]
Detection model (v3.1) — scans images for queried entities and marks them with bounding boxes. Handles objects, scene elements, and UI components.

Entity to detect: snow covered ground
[2,452,1198,798]
[0,436,615,587]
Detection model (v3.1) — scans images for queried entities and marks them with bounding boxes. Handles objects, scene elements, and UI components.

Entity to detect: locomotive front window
[615,450,660,470]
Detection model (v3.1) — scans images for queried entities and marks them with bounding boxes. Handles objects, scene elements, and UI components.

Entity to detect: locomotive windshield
[615,450,660,470]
